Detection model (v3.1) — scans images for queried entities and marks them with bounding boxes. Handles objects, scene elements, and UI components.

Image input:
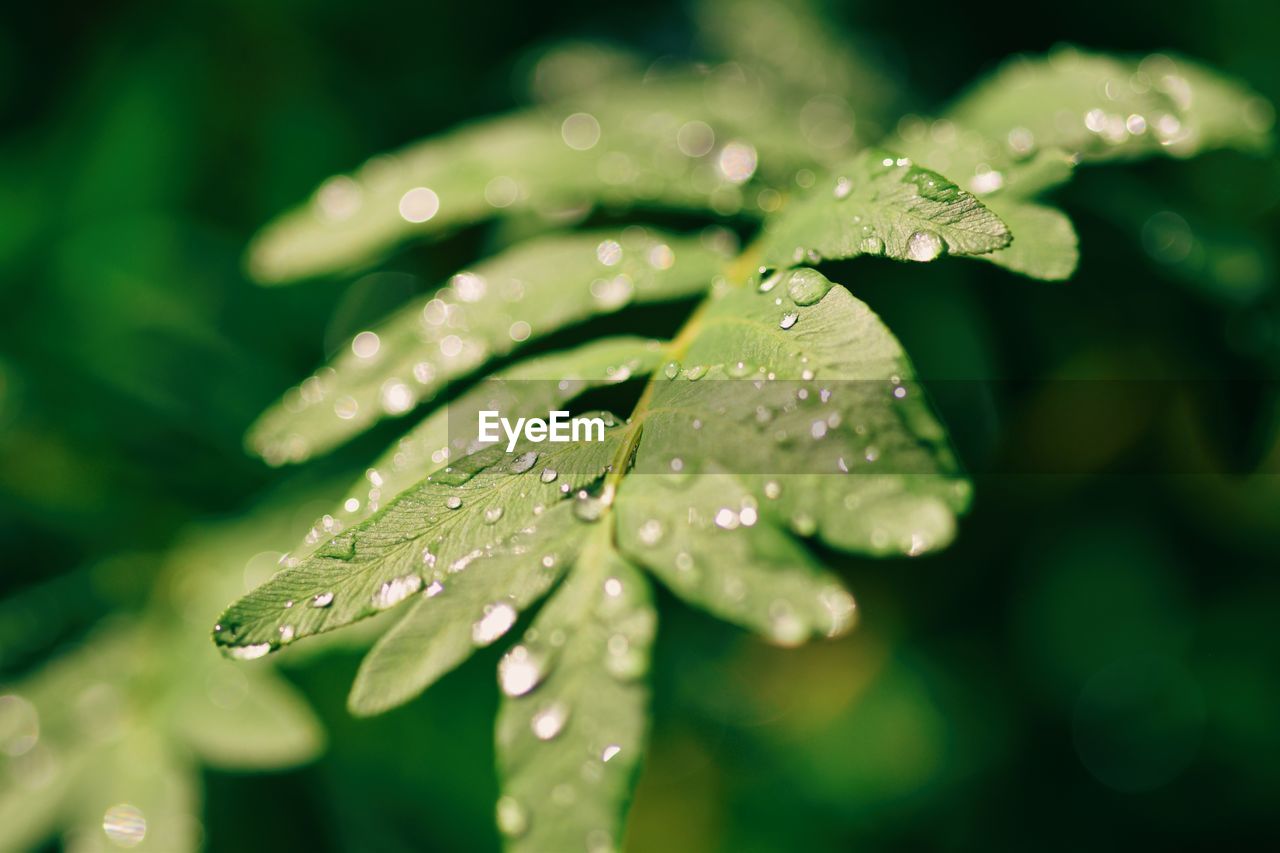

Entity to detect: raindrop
[311,592,335,608]
[717,141,758,184]
[573,493,606,522]
[860,235,885,255]
[102,804,146,848]
[496,796,529,838]
[473,602,518,645]
[637,519,664,546]
[596,239,623,266]
[832,176,853,199]
[398,187,440,223]
[509,321,532,342]
[768,601,808,647]
[372,574,423,609]
[228,643,272,661]
[499,644,544,696]
[590,275,634,309]
[509,451,539,473]
[561,112,601,150]
[601,744,622,763]
[714,508,740,530]
[484,506,505,525]
[662,361,679,379]
[540,467,559,483]
[445,496,463,510]
[779,312,799,330]
[531,702,570,740]
[351,331,381,359]
[278,625,296,643]
[906,230,944,262]
[757,268,784,293]
[786,268,832,305]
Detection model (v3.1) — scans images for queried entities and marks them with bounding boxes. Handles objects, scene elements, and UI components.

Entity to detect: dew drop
[596,239,623,266]
[786,269,832,305]
[832,176,853,199]
[498,644,544,696]
[102,804,146,848]
[509,451,539,474]
[768,601,808,647]
[905,230,944,262]
[496,796,529,838]
[779,311,799,330]
[637,519,664,546]
[473,602,518,645]
[601,744,622,762]
[484,506,505,525]
[372,574,423,609]
[662,361,680,379]
[228,643,272,661]
[540,467,559,483]
[445,495,463,510]
[860,235,885,255]
[311,592,334,608]
[757,268,784,293]
[531,702,570,740]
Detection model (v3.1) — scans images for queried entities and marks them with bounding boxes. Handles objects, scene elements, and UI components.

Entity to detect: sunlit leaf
[248,229,724,465]
[292,336,664,561]
[947,48,1274,163]
[215,426,624,656]
[760,147,1011,267]
[248,75,825,284]
[494,527,654,853]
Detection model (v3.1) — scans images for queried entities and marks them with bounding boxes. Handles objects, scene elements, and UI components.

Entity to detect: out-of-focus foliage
[211,0,1271,847]
[1,504,324,852]
[3,0,1280,850]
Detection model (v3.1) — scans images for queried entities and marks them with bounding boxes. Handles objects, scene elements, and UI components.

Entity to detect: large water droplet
[906,230,944,262]
[786,269,832,305]
[311,591,335,608]
[540,467,558,483]
[779,311,798,330]
[445,495,463,510]
[484,506,505,525]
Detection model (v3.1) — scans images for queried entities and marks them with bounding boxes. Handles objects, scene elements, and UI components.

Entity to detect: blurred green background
[2,0,1278,850]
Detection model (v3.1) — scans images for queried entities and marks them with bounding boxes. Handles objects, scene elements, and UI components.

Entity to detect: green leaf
[980,198,1079,281]
[248,229,723,465]
[760,147,1011,268]
[946,47,1274,163]
[248,75,824,284]
[493,527,654,853]
[214,425,625,656]
[617,470,855,643]
[622,271,969,557]
[292,336,664,560]
[171,663,324,769]
[66,729,198,853]
[348,502,581,716]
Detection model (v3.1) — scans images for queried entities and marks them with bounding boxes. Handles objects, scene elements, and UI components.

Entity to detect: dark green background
[2,0,1278,850]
